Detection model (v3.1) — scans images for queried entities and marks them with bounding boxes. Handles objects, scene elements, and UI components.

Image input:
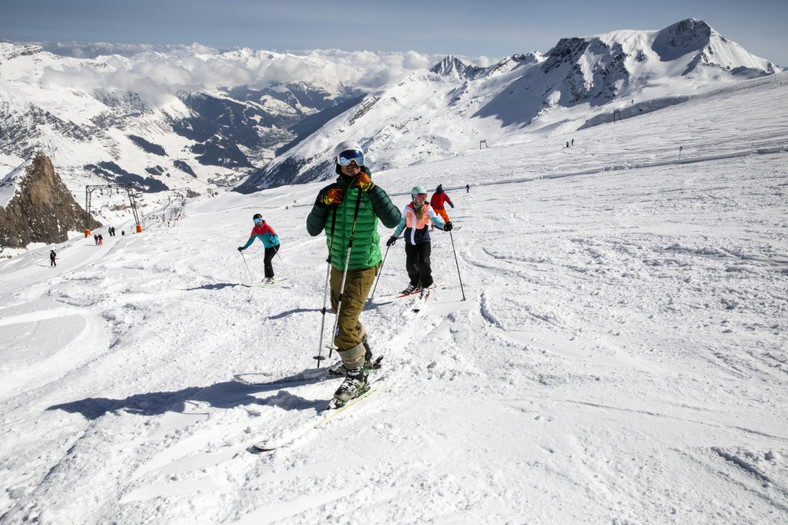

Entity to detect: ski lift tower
[84,183,142,237]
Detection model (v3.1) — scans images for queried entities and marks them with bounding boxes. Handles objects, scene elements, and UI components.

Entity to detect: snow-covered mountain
[0,44,416,223]
[241,18,777,191]
[0,19,778,219]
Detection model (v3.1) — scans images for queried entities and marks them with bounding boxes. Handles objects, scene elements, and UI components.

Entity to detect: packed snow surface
[1,74,787,524]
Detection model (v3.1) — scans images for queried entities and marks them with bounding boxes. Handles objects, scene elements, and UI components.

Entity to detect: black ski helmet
[253,213,263,221]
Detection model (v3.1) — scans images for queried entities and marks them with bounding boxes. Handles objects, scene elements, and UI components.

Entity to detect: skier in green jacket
[306,140,400,404]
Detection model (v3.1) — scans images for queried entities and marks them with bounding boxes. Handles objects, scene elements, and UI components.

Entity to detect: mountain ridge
[241,18,776,191]
[0,19,778,225]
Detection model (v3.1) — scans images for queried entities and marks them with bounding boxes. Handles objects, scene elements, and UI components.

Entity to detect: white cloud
[36,45,449,105]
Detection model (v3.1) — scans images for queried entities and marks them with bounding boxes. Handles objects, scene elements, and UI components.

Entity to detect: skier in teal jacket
[238,213,281,283]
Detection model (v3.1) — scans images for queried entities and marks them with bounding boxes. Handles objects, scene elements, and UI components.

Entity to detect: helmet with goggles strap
[252,213,263,224]
[332,140,364,167]
[411,186,428,206]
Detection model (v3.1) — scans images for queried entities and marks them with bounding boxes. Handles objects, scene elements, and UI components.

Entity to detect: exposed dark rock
[430,56,487,80]
[128,134,167,156]
[173,160,197,177]
[0,152,101,247]
[84,161,170,192]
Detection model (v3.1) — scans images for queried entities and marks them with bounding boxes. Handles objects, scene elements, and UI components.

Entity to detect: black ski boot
[333,367,369,404]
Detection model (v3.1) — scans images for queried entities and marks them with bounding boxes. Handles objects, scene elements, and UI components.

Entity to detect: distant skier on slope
[306,140,400,404]
[238,213,281,284]
[387,185,453,296]
[430,184,454,223]
[49,249,57,267]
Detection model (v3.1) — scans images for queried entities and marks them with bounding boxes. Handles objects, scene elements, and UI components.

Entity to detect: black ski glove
[443,221,453,232]
[237,246,244,252]
[386,236,398,247]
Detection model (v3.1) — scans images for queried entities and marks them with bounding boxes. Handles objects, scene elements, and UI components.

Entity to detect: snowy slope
[0,70,786,523]
[0,162,27,208]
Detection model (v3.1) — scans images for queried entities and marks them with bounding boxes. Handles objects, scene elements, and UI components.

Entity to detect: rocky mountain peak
[0,152,100,248]
[652,18,714,62]
[430,55,487,80]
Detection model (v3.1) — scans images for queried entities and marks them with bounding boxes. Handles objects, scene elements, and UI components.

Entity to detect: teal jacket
[306,168,400,271]
[241,221,280,249]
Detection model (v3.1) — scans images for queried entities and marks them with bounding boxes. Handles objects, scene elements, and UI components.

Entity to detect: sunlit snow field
[1,74,786,524]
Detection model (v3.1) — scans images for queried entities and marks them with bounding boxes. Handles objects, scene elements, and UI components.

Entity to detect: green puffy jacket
[306,168,400,271]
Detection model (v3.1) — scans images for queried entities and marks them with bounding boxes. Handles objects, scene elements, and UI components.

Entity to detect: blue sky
[1,0,785,65]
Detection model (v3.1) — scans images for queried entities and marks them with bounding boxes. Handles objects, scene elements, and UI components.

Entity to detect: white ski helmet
[332,141,364,165]
[411,185,427,195]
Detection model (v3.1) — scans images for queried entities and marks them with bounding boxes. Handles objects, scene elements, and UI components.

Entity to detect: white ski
[252,377,385,451]
[412,288,432,312]
[253,277,288,287]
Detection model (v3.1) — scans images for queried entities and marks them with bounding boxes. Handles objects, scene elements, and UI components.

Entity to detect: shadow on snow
[47,378,329,420]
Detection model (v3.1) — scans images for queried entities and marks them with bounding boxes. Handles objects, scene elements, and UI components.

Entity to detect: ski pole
[448,230,466,301]
[239,250,255,284]
[368,244,390,302]
[314,254,333,368]
[327,240,354,362]
[275,248,288,276]
[315,210,338,368]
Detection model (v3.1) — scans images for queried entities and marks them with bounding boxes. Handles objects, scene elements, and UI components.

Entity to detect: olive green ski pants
[330,265,377,369]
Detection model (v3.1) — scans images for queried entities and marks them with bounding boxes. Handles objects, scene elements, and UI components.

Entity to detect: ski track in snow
[0,75,787,524]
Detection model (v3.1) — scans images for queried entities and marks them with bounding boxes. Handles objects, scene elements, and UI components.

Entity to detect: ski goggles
[253,217,263,224]
[337,149,364,166]
[412,193,427,200]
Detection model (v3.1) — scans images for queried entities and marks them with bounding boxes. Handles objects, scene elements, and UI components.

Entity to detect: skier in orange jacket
[429,184,454,223]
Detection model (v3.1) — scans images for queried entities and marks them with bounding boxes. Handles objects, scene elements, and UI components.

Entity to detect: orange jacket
[393,202,445,245]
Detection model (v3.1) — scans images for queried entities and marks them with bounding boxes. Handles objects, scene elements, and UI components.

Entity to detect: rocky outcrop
[0,152,101,248]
